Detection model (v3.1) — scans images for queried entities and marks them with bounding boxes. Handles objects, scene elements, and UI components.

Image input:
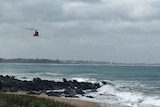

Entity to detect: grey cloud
[1,0,160,63]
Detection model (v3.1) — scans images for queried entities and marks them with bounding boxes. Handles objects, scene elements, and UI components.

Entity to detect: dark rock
[9,87,18,92]
[46,91,63,97]
[0,81,2,90]
[64,87,76,97]
[63,78,68,83]
[27,91,41,95]
[27,91,37,95]
[75,88,85,94]
[21,77,27,79]
[86,96,94,98]
[102,81,107,85]
[102,81,115,86]
[0,75,101,98]
[33,77,42,83]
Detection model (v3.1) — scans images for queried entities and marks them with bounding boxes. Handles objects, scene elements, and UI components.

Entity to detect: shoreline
[38,93,100,107]
[6,91,129,107]
[0,75,130,107]
[6,91,100,107]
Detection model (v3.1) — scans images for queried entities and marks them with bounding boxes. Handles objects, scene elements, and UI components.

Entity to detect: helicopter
[25,28,39,37]
[33,30,39,36]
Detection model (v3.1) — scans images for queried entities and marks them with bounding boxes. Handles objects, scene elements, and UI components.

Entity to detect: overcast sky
[1,0,160,63]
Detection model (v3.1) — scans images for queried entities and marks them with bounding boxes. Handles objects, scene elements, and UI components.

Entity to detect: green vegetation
[0,92,76,107]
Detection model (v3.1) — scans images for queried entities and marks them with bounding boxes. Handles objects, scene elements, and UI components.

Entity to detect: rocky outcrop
[0,75,101,98]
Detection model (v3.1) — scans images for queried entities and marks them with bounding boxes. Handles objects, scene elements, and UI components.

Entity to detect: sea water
[0,63,160,107]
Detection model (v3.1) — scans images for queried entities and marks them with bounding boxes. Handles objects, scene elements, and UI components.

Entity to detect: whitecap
[72,77,90,82]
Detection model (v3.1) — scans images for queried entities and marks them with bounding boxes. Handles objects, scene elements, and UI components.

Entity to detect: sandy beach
[34,93,128,107]
[42,95,127,107]
[5,91,129,107]
[37,93,100,107]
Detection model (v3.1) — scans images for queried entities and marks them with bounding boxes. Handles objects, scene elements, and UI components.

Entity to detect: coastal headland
[0,75,129,107]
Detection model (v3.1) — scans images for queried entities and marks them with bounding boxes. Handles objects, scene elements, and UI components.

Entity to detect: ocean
[0,63,160,107]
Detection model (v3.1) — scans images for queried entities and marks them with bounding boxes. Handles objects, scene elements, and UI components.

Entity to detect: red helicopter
[33,30,39,36]
[25,28,39,37]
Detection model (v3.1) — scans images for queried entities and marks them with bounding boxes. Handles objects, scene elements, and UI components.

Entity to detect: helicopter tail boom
[25,28,37,31]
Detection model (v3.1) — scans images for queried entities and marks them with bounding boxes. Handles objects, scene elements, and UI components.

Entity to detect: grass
[0,92,76,107]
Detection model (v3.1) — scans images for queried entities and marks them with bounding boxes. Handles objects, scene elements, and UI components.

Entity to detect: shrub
[0,92,76,107]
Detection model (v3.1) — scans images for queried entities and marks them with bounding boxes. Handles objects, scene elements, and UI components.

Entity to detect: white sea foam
[78,83,160,107]
[39,72,64,78]
[141,96,160,107]
[98,85,115,94]
[116,91,144,107]
[71,77,98,83]
[72,77,90,82]
[13,72,64,81]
